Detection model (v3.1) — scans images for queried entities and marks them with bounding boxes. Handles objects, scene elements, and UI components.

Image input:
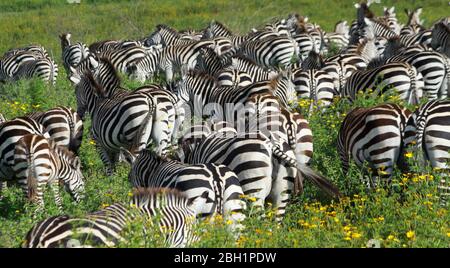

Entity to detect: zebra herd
[0,1,450,248]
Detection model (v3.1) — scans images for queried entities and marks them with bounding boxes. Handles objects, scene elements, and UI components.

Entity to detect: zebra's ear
[188,191,209,215]
[354,3,361,9]
[120,147,136,164]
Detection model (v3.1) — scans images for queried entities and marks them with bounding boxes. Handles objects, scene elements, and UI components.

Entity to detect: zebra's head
[66,155,85,202]
[74,71,101,119]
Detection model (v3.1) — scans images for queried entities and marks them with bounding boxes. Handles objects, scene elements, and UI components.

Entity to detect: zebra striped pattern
[13,57,58,85]
[27,106,84,154]
[125,149,246,230]
[59,33,90,72]
[293,68,336,109]
[75,60,157,175]
[338,103,411,187]
[404,100,450,206]
[216,67,253,88]
[431,22,450,57]
[23,188,208,248]
[13,134,85,211]
[342,62,424,105]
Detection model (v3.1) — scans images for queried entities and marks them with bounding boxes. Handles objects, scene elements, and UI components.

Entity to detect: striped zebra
[216,67,253,88]
[123,149,246,231]
[67,54,100,85]
[382,48,449,100]
[403,100,450,206]
[300,50,324,70]
[402,7,425,35]
[293,68,336,109]
[12,57,58,85]
[24,188,208,248]
[74,60,157,175]
[96,43,147,74]
[144,24,196,47]
[0,117,49,196]
[27,106,84,154]
[431,22,450,57]
[3,45,48,59]
[194,48,229,77]
[127,40,215,82]
[338,103,412,188]
[291,32,315,60]
[59,33,90,72]
[0,51,40,82]
[342,62,424,105]
[324,21,350,51]
[13,134,85,211]
[178,119,313,221]
[380,6,402,35]
[228,56,278,82]
[202,21,248,49]
[235,35,298,69]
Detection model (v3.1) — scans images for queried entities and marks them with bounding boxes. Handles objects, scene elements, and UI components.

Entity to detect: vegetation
[0,0,449,248]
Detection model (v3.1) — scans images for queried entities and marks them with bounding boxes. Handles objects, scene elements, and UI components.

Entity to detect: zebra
[202,21,248,49]
[144,24,196,47]
[431,22,450,58]
[342,62,424,105]
[403,100,450,206]
[123,149,246,232]
[0,51,41,82]
[324,21,350,51]
[300,50,324,70]
[382,48,449,100]
[177,124,291,221]
[293,68,336,109]
[3,45,48,59]
[74,60,157,175]
[194,48,229,77]
[127,40,215,82]
[380,6,402,35]
[23,188,209,248]
[12,57,58,85]
[227,56,278,83]
[235,35,298,69]
[215,67,253,88]
[67,54,100,85]
[13,134,85,212]
[291,32,315,61]
[0,117,49,197]
[27,106,84,154]
[337,103,412,188]
[401,7,425,36]
[59,33,90,72]
[96,43,148,74]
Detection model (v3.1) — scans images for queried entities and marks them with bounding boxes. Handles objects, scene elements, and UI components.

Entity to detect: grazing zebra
[337,103,412,188]
[216,67,253,88]
[293,68,336,109]
[324,21,350,51]
[74,60,157,175]
[59,33,90,72]
[403,100,450,206]
[236,35,298,69]
[12,57,58,85]
[342,62,424,105]
[431,22,450,57]
[27,106,84,154]
[123,149,246,231]
[13,134,85,211]
[0,117,49,196]
[24,188,208,248]
[127,40,215,82]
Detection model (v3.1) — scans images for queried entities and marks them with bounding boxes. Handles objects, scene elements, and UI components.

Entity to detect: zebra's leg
[0,181,5,200]
[97,145,116,176]
[50,179,63,212]
[438,174,450,207]
[151,109,171,156]
[270,161,296,223]
[165,67,174,83]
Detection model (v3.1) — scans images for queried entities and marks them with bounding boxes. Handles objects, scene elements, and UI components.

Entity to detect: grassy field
[0,0,449,248]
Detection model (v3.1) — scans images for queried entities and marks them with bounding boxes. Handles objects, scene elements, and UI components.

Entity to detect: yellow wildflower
[351,233,362,239]
[406,230,415,240]
[404,152,413,158]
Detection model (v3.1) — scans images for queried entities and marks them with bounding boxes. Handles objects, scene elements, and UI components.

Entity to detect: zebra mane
[59,33,71,49]
[95,57,121,96]
[131,187,188,206]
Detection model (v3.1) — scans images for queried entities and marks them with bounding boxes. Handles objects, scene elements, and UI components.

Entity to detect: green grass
[0,0,449,248]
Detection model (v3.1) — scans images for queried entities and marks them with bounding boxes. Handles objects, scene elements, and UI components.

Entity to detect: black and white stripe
[13,134,85,211]
[24,188,208,248]
[338,103,411,187]
[59,33,90,72]
[431,22,450,57]
[293,68,336,109]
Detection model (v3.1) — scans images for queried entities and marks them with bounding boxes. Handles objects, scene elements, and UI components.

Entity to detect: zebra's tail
[130,96,156,155]
[16,136,39,201]
[406,65,421,105]
[271,145,341,198]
